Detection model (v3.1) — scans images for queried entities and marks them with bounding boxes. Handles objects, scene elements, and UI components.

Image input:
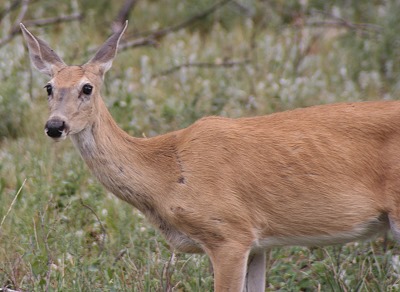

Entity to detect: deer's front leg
[206,243,250,292]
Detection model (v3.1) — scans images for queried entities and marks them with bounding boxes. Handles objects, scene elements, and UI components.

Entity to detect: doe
[21,22,400,291]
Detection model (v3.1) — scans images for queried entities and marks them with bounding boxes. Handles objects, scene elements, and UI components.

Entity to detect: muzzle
[45,117,69,139]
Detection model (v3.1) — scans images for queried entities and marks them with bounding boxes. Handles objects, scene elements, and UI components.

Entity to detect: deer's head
[20,22,127,141]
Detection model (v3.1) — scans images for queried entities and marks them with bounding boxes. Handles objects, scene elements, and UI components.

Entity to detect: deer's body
[76,96,397,250]
[21,22,400,291]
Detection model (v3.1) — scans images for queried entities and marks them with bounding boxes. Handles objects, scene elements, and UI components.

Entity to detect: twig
[22,12,83,27]
[306,10,382,36]
[39,211,53,292]
[0,0,29,48]
[12,0,29,29]
[0,179,27,234]
[293,32,323,73]
[80,199,107,255]
[143,0,232,38]
[115,0,138,26]
[118,0,233,51]
[0,12,83,48]
[306,20,380,33]
[0,255,15,290]
[113,248,127,266]
[0,0,22,23]
[9,253,25,291]
[230,0,254,17]
[117,36,158,51]
[152,59,250,78]
[161,252,176,292]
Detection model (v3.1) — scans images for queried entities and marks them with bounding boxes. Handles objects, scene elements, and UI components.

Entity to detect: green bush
[0,82,28,139]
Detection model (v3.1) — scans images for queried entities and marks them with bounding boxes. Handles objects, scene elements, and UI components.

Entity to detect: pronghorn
[21,21,400,291]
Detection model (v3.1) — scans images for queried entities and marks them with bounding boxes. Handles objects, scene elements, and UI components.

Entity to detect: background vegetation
[1,0,400,290]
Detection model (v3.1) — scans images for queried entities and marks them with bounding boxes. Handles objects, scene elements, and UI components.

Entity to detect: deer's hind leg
[385,141,400,244]
[389,214,400,243]
[243,250,266,292]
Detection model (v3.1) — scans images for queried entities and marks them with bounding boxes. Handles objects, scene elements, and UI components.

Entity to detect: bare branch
[119,0,233,51]
[115,0,138,26]
[0,0,22,23]
[0,12,83,48]
[306,10,382,36]
[0,0,29,48]
[152,59,250,79]
[306,20,380,33]
[293,32,323,73]
[230,0,254,17]
[23,12,83,27]
[142,0,232,39]
[12,0,29,29]
[161,252,177,292]
[0,33,14,47]
[80,199,107,255]
[118,36,158,50]
[39,212,53,292]
[113,248,127,266]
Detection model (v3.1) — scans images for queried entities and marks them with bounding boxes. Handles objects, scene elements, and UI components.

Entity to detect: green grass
[1,0,400,290]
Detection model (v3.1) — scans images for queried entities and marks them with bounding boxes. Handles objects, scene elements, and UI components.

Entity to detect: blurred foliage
[0,82,28,139]
[1,0,399,139]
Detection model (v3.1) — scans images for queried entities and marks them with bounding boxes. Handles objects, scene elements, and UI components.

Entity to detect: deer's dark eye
[44,84,52,96]
[82,84,93,95]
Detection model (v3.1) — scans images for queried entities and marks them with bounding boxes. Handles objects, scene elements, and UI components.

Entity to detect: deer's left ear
[86,21,128,77]
[20,23,66,76]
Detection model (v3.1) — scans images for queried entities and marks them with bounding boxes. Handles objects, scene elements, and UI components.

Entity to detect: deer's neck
[70,99,181,212]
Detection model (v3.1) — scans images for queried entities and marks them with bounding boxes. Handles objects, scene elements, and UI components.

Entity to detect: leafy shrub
[0,82,28,139]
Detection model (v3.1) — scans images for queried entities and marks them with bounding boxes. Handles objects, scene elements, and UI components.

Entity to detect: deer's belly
[253,214,389,248]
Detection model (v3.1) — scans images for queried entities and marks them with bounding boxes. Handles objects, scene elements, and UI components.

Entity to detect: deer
[20,21,400,291]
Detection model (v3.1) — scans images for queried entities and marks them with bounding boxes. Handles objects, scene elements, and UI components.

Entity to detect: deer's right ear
[20,23,65,76]
[86,21,128,77]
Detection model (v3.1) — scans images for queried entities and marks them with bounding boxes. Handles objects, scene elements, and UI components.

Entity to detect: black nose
[45,118,66,138]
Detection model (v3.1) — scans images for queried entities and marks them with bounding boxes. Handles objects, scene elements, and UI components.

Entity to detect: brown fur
[21,22,400,292]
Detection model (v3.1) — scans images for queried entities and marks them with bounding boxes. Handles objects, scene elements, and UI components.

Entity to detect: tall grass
[1,0,400,290]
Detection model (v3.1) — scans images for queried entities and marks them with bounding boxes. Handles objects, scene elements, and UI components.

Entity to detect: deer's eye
[82,84,93,95]
[44,84,52,96]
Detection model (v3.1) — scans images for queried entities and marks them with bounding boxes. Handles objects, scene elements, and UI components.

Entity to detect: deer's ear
[20,23,65,76]
[86,21,128,77]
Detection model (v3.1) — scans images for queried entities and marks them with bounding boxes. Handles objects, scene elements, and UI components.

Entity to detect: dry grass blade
[0,288,22,292]
[0,179,27,235]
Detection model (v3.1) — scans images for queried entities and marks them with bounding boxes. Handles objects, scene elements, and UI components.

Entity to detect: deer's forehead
[52,66,88,87]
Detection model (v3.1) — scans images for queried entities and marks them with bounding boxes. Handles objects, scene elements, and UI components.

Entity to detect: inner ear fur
[20,23,65,76]
[86,21,128,76]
